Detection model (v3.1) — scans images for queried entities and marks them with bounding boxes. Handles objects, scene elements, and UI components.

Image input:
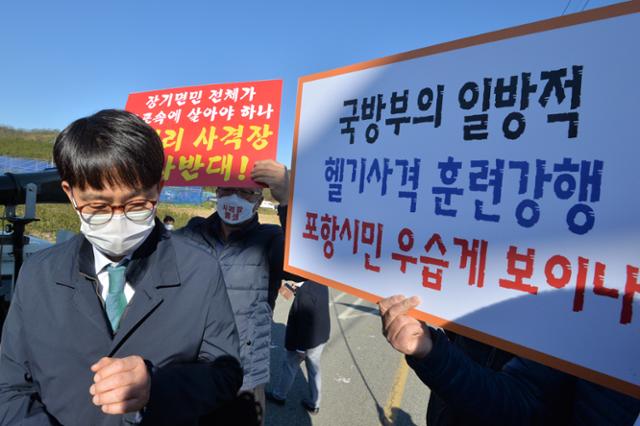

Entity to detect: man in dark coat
[266,281,330,414]
[0,110,242,426]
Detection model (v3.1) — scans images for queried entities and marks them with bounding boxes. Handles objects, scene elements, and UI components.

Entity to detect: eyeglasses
[216,187,262,198]
[71,195,158,226]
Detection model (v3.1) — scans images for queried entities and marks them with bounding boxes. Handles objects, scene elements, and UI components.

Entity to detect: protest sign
[285,3,640,398]
[126,80,282,187]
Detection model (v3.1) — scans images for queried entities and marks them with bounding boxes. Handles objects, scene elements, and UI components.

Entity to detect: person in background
[0,109,242,426]
[378,295,640,426]
[178,159,300,426]
[266,280,331,415]
[162,215,175,231]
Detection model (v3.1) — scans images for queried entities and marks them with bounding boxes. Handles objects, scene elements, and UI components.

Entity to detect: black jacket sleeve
[406,327,571,426]
[266,205,305,309]
[141,270,242,425]
[276,204,304,282]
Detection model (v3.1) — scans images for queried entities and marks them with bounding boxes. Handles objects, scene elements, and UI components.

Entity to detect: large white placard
[286,4,640,397]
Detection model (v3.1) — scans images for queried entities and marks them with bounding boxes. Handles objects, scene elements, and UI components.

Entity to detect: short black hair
[53,109,164,190]
[163,215,175,223]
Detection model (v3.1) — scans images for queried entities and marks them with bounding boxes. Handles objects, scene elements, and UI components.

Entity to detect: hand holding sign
[90,356,150,414]
[251,160,290,205]
[379,295,432,359]
[286,3,640,397]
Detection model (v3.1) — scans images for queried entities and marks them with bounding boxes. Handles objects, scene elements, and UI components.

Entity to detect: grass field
[0,126,57,161]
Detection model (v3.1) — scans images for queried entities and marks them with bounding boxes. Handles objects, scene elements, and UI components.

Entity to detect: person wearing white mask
[0,109,242,426]
[179,159,300,426]
[162,215,175,231]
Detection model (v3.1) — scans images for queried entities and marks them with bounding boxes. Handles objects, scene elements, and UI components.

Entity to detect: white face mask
[78,210,156,257]
[164,223,174,231]
[217,194,257,225]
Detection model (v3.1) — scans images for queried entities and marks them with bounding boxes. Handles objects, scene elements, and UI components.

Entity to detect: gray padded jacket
[178,208,289,390]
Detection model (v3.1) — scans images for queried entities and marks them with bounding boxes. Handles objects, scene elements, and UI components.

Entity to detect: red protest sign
[126,80,282,187]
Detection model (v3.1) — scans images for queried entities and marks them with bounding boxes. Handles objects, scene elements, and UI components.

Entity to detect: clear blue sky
[0,0,624,165]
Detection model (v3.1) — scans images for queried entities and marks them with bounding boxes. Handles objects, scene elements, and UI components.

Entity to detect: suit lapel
[71,281,113,338]
[109,223,180,354]
[108,279,163,355]
[55,224,182,353]
[58,238,113,339]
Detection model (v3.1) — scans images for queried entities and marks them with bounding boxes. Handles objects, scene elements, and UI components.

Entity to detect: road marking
[338,297,367,319]
[334,374,352,384]
[383,357,410,425]
[337,297,380,320]
[331,291,348,304]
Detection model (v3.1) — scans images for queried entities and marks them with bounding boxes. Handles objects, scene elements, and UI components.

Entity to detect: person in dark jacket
[379,295,640,426]
[266,281,331,414]
[420,331,514,425]
[0,110,242,426]
[178,159,299,426]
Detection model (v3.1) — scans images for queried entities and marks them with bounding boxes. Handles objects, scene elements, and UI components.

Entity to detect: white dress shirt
[92,246,134,303]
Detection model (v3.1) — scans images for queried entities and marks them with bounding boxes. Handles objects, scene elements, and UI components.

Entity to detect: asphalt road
[265,287,429,426]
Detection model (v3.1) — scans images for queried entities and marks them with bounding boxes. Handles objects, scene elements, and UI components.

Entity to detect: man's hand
[379,295,432,359]
[279,282,295,300]
[251,160,289,205]
[89,356,150,415]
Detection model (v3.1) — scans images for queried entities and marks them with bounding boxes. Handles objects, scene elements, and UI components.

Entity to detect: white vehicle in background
[202,191,217,203]
[260,200,277,210]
